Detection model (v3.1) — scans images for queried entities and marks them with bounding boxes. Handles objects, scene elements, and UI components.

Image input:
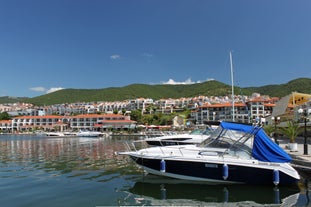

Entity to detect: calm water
[0,134,309,207]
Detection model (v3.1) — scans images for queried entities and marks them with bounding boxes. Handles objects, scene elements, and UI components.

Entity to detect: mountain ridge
[1,78,310,106]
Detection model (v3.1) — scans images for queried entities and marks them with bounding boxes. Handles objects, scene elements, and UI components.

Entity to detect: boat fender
[160,159,166,173]
[273,169,279,186]
[223,164,228,180]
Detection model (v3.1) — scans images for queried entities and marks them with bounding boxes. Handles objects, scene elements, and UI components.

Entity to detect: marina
[0,133,310,206]
[1,2,310,206]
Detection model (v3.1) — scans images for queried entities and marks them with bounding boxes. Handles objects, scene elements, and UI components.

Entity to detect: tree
[122,108,126,115]
[130,110,142,124]
[0,112,10,120]
[280,121,300,143]
[263,125,274,137]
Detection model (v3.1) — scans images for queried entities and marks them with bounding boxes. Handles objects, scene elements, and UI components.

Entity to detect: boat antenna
[229,51,235,122]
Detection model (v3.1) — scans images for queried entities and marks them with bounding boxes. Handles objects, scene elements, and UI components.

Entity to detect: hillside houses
[1,92,311,133]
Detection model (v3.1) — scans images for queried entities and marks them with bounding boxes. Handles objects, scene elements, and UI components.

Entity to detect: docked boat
[143,127,214,146]
[118,122,300,185]
[45,131,77,137]
[45,132,65,137]
[76,130,102,137]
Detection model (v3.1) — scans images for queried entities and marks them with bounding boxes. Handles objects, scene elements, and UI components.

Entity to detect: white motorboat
[45,131,77,137]
[76,130,102,137]
[143,127,214,146]
[118,122,300,185]
[45,132,68,137]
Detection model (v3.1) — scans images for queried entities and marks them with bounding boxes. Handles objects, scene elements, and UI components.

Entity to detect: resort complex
[0,92,310,133]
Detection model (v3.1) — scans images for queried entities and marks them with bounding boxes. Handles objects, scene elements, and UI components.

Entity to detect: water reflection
[118,175,302,206]
[0,135,134,176]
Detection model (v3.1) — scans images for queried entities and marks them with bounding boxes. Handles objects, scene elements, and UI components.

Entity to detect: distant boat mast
[229,51,235,122]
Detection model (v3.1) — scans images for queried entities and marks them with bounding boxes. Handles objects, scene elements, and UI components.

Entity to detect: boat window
[199,126,254,154]
[199,126,222,146]
[189,129,202,135]
[202,128,214,135]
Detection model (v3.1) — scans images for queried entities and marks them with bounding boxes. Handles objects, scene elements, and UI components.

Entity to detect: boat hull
[76,131,102,137]
[129,156,299,185]
[146,140,198,146]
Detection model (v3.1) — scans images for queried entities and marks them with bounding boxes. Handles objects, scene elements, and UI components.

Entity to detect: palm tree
[263,125,274,137]
[280,121,300,143]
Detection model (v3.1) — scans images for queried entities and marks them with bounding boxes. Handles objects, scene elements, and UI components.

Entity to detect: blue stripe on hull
[146,141,191,146]
[131,156,298,185]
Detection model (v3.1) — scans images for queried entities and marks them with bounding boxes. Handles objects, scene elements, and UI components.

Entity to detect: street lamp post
[298,108,311,155]
[271,116,280,145]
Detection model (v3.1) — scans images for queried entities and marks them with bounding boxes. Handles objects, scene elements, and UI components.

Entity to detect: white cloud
[161,78,196,85]
[161,78,215,85]
[46,87,64,94]
[110,54,120,60]
[30,86,64,94]
[161,78,193,85]
[30,87,46,92]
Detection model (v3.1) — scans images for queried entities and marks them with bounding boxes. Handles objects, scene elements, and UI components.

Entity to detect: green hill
[244,77,311,97]
[27,80,234,105]
[0,96,29,104]
[1,78,310,106]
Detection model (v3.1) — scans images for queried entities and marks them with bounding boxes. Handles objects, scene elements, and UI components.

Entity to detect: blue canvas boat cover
[220,122,292,163]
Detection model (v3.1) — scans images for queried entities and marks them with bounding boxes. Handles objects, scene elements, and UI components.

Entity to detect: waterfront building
[272,92,311,124]
[4,92,309,130]
[190,94,278,125]
[247,95,277,123]
[191,102,249,124]
[0,120,11,132]
[69,114,136,131]
[10,114,136,133]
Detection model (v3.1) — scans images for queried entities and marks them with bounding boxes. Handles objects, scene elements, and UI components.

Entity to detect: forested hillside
[1,78,310,106]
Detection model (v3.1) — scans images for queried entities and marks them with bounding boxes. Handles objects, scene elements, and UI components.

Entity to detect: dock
[279,137,311,176]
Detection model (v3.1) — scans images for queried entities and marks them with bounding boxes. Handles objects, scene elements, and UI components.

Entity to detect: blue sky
[1,0,310,97]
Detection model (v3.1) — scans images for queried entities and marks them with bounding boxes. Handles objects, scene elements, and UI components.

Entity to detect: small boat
[76,130,102,137]
[118,122,300,185]
[143,127,214,146]
[45,131,77,137]
[45,132,67,137]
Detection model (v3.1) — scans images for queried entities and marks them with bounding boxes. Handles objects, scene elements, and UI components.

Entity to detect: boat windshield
[189,129,203,135]
[199,125,253,157]
[189,127,214,136]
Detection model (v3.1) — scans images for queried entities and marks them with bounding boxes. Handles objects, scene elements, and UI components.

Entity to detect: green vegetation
[26,81,235,105]
[0,96,29,104]
[0,112,11,120]
[130,109,191,126]
[280,121,301,143]
[1,78,311,106]
[244,77,311,97]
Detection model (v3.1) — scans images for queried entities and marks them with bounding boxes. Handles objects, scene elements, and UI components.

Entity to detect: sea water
[0,134,308,207]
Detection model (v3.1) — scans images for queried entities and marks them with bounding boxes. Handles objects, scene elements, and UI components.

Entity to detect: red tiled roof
[14,115,63,119]
[263,103,276,107]
[73,114,124,118]
[13,114,126,120]
[101,120,136,123]
[0,120,11,124]
[200,102,246,108]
